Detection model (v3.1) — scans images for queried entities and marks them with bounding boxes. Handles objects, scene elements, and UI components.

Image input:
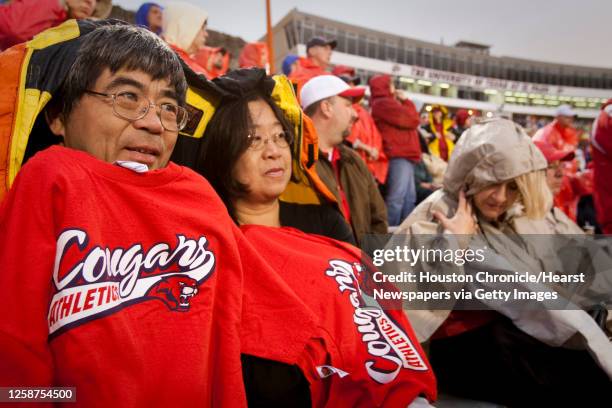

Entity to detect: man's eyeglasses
[246,131,293,151]
[85,90,189,132]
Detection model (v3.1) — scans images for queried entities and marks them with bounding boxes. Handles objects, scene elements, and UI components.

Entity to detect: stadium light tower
[266,0,275,73]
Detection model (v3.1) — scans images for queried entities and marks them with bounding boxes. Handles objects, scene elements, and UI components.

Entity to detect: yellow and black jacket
[0,19,334,205]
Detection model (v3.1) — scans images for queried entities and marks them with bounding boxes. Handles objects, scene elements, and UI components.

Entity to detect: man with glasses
[0,23,317,406]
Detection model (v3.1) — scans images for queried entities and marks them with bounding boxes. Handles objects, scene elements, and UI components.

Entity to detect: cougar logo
[48,229,216,337]
[148,276,199,311]
[325,259,428,384]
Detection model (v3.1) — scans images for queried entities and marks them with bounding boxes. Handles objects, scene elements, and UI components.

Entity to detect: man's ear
[320,98,334,119]
[45,109,66,138]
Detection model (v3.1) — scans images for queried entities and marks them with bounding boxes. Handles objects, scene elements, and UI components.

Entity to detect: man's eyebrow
[160,89,179,101]
[104,77,179,101]
[104,76,146,92]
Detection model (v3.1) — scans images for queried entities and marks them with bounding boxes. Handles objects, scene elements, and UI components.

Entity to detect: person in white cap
[301,75,388,245]
[533,104,582,220]
[533,104,579,152]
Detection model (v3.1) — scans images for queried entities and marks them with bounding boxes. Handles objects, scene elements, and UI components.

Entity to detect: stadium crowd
[0,1,611,407]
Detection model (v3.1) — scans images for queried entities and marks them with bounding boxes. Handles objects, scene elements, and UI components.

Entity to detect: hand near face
[433,190,477,235]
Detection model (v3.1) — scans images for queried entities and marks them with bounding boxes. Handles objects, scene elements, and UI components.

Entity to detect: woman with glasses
[393,118,611,406]
[195,69,437,408]
[196,79,355,244]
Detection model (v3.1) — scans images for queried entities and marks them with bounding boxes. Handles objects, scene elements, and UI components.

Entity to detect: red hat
[455,109,470,127]
[339,87,365,102]
[332,65,361,86]
[332,65,355,77]
[533,140,575,163]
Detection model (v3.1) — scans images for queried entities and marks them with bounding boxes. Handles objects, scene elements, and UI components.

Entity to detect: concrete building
[267,8,612,118]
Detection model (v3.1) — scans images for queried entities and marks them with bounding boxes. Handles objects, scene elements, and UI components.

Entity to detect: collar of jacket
[319,144,356,164]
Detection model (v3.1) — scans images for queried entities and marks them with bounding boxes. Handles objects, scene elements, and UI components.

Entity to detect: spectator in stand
[592,99,612,234]
[193,46,229,78]
[414,132,445,205]
[575,131,592,171]
[534,105,588,221]
[301,75,388,245]
[423,104,455,161]
[135,2,163,35]
[162,1,208,75]
[196,71,354,246]
[0,23,322,407]
[533,140,586,233]
[0,0,112,50]
[333,65,389,186]
[369,74,421,226]
[238,42,269,72]
[395,118,612,406]
[195,69,437,408]
[289,36,335,91]
[534,104,579,152]
[452,108,474,141]
[534,140,575,198]
[281,54,299,76]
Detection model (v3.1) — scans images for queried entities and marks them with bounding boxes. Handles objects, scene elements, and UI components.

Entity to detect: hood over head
[368,74,392,99]
[162,1,208,52]
[135,2,163,33]
[238,42,268,69]
[454,109,470,127]
[443,118,547,197]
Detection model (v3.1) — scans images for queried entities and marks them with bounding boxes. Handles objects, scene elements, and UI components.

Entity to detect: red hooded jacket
[0,0,67,50]
[533,120,583,220]
[369,75,421,162]
[289,57,329,99]
[346,104,389,184]
[592,101,612,233]
[238,42,269,70]
[169,44,209,78]
[193,46,230,79]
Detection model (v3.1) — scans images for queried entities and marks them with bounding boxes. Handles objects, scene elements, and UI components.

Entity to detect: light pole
[265,0,275,73]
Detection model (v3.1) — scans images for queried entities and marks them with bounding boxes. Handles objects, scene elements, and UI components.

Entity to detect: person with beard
[302,75,388,245]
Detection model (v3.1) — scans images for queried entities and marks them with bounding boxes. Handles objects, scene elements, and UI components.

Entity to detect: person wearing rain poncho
[391,118,612,406]
[162,1,209,75]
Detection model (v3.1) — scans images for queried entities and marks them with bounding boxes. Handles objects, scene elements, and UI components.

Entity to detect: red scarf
[434,122,449,161]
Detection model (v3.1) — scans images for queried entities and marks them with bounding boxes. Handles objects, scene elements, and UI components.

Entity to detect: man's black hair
[59,24,187,118]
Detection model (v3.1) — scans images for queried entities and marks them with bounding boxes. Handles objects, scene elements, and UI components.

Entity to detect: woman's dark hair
[195,92,295,219]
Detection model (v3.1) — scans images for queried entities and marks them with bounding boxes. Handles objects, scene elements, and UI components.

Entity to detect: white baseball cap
[555,104,577,117]
[300,75,365,110]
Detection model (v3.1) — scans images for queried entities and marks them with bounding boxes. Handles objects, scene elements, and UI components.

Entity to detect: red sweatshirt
[369,75,421,162]
[0,0,67,51]
[346,104,389,184]
[240,225,437,407]
[0,146,318,407]
[593,104,612,234]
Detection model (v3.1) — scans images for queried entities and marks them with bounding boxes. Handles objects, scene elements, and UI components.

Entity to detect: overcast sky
[115,0,612,68]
